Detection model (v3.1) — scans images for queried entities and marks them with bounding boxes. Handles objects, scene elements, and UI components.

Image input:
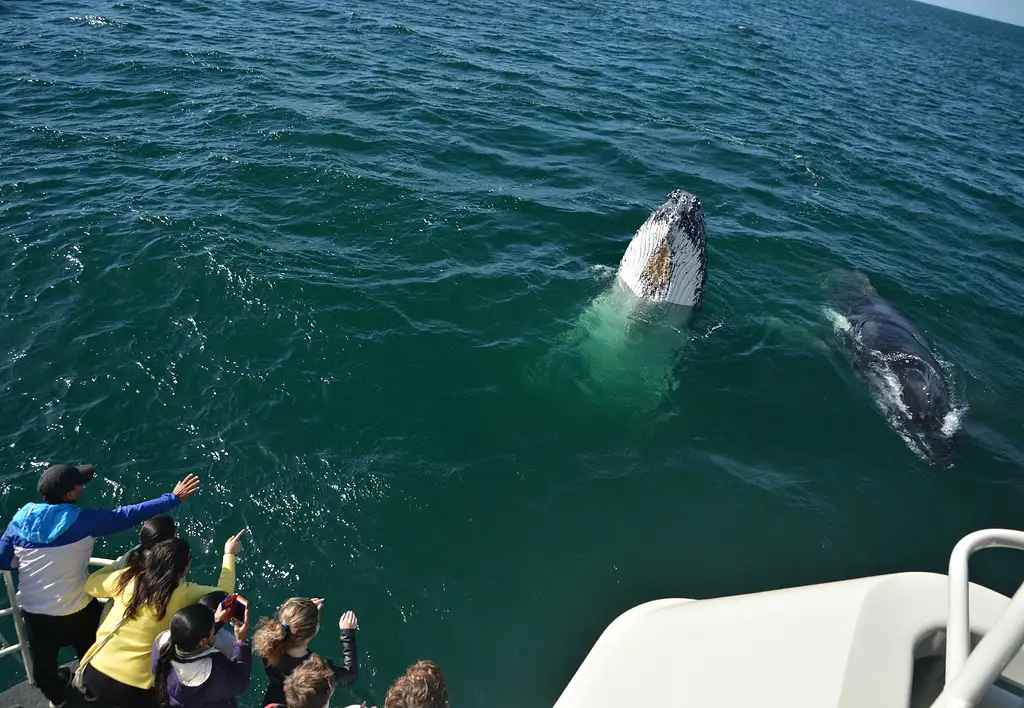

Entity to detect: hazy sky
[915,0,1024,26]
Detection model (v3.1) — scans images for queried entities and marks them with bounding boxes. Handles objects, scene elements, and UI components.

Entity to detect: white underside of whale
[527,191,708,413]
[617,215,706,309]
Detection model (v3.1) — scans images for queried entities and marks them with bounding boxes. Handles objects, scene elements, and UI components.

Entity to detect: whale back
[617,190,708,309]
[832,272,958,466]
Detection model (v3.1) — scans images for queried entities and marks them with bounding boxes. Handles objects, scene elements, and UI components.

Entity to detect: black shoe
[48,666,72,707]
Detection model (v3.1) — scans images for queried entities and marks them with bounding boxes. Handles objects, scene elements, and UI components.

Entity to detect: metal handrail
[944,530,1024,682]
[932,529,1024,708]
[0,556,114,687]
[1,572,32,684]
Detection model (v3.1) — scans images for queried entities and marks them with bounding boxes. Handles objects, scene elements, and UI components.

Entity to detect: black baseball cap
[38,464,95,503]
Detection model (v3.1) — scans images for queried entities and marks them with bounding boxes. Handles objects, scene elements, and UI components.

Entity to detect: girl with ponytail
[253,597,360,705]
[85,514,178,606]
[114,513,177,571]
[81,529,247,706]
[152,603,252,708]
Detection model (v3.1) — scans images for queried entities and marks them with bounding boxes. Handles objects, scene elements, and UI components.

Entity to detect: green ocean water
[1,0,1023,704]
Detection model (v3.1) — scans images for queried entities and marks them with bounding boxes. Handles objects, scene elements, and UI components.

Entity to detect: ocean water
[1,0,1023,704]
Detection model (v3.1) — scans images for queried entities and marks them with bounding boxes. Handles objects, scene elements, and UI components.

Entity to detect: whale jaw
[617,190,708,310]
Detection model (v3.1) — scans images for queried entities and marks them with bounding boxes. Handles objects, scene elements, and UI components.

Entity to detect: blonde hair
[385,660,449,708]
[284,653,335,708]
[252,597,320,665]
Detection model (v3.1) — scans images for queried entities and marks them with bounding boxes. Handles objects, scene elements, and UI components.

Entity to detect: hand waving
[172,474,201,502]
[339,610,358,630]
[223,529,246,556]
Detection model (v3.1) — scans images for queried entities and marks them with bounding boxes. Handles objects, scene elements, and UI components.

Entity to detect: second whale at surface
[827,271,962,466]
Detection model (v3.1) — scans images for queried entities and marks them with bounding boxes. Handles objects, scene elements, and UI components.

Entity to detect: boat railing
[933,529,1024,708]
[0,557,114,687]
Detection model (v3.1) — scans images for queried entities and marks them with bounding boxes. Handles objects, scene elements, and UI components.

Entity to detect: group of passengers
[0,464,450,708]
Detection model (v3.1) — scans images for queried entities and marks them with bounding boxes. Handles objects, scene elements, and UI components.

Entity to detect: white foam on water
[893,424,929,462]
[823,306,851,333]
[65,244,83,272]
[934,352,968,437]
[698,321,723,339]
[942,406,966,437]
[70,15,112,26]
[863,366,928,459]
[876,365,911,419]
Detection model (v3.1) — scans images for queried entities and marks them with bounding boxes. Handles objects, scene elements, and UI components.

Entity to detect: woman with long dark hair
[116,514,177,570]
[152,603,252,708]
[82,529,246,706]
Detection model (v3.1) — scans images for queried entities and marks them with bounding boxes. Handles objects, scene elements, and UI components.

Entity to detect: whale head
[889,354,956,467]
[617,190,708,310]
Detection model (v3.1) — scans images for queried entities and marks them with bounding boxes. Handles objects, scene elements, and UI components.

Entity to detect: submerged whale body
[531,190,709,412]
[828,271,958,466]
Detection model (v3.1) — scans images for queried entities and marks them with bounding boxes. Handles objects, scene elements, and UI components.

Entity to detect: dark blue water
[2,0,1023,704]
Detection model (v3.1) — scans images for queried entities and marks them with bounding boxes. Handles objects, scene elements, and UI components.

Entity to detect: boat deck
[553,572,1024,708]
[0,664,90,708]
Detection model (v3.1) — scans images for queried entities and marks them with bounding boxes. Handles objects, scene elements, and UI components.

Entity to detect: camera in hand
[234,596,247,623]
[220,594,248,623]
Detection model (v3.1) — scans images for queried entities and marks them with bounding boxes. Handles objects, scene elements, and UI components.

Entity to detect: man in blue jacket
[0,463,201,708]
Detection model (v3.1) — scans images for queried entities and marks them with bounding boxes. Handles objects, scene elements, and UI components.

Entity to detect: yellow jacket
[83,554,235,688]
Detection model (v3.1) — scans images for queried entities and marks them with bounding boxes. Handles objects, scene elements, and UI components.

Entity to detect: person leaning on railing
[0,463,201,708]
[79,529,246,707]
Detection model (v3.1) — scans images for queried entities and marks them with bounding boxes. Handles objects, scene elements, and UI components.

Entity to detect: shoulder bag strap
[72,609,132,688]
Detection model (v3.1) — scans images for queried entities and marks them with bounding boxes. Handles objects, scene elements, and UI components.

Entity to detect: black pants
[83,663,154,707]
[22,598,103,705]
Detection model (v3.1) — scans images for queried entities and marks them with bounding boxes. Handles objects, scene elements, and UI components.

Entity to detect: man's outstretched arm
[77,474,201,537]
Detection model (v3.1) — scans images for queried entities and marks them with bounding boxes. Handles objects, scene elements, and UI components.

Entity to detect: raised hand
[234,607,250,643]
[312,598,325,610]
[339,610,358,630]
[172,474,201,502]
[224,529,246,555]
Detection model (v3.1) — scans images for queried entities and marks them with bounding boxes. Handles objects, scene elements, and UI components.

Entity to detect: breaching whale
[531,190,708,411]
[828,271,959,466]
[617,189,708,313]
